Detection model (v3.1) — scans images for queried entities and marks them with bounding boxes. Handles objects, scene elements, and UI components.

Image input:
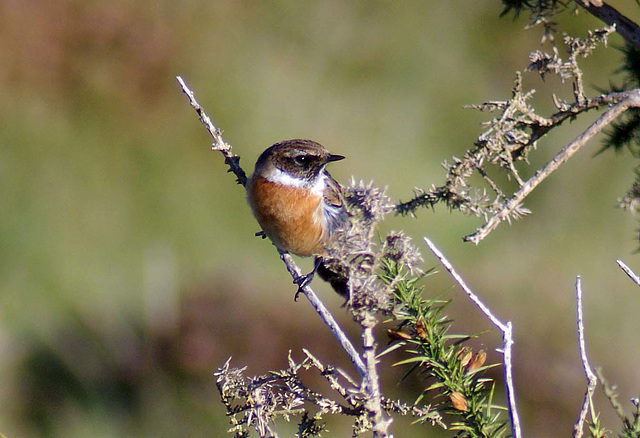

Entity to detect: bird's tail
[316,257,349,298]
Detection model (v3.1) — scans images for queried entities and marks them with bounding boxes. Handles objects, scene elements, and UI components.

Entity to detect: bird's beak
[327,154,345,163]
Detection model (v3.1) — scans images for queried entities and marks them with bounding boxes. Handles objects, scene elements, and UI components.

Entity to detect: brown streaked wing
[322,170,347,235]
[323,171,344,209]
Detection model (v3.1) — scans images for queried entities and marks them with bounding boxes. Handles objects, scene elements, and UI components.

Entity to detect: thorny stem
[361,319,392,437]
[569,47,587,105]
[464,89,640,244]
[176,76,247,187]
[594,367,631,427]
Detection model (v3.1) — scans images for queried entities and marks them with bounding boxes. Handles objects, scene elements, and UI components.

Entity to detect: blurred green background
[2,1,640,436]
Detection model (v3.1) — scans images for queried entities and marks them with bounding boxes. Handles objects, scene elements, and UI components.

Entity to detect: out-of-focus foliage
[602,44,640,156]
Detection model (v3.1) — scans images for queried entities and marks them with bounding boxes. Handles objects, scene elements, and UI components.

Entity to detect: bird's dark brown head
[254,139,344,183]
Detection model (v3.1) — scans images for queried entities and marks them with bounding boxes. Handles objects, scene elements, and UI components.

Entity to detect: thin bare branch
[423,237,521,438]
[573,276,598,438]
[279,252,367,378]
[176,76,247,187]
[617,259,640,287]
[465,89,640,244]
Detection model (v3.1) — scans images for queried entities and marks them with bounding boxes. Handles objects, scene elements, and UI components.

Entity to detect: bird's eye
[294,155,308,166]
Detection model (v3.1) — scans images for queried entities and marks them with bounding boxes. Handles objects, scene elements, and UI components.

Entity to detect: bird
[246,139,349,297]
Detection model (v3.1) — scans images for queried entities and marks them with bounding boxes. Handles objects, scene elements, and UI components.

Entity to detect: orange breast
[247,176,326,257]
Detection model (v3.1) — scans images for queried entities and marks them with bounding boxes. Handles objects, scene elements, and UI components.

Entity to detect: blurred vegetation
[1,0,640,436]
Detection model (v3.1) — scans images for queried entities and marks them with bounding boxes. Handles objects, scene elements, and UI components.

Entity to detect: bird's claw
[293,272,314,301]
[293,257,323,301]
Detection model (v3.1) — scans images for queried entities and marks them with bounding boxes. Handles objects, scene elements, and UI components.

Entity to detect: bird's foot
[293,257,323,301]
[293,271,315,301]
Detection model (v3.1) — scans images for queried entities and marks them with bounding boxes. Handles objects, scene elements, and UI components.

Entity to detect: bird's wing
[322,171,347,234]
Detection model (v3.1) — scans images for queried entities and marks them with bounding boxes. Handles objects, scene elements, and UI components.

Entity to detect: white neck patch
[264,167,326,196]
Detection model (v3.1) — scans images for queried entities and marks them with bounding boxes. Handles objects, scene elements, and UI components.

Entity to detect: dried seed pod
[386,328,411,341]
[415,317,428,340]
[449,391,468,412]
[456,347,473,367]
[467,349,487,372]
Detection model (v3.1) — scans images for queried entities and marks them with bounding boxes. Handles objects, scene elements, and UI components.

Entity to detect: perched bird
[246,139,348,297]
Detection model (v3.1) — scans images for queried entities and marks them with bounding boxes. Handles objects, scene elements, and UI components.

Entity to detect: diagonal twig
[177,76,247,187]
[423,237,521,438]
[617,259,640,288]
[279,252,367,377]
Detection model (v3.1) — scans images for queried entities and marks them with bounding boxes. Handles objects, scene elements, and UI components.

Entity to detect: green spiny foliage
[599,44,640,244]
[620,398,640,438]
[297,412,326,438]
[379,259,507,437]
[587,403,609,438]
[499,0,569,43]
[499,0,567,19]
[602,44,640,156]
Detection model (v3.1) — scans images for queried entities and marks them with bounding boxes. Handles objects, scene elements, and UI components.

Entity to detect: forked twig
[423,237,521,438]
[465,89,640,244]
